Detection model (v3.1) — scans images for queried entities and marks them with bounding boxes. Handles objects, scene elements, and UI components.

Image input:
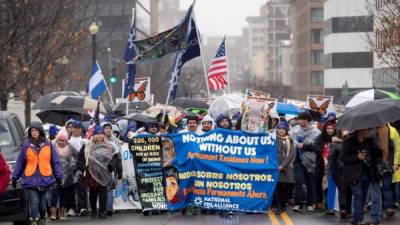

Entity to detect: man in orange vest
[12,121,63,225]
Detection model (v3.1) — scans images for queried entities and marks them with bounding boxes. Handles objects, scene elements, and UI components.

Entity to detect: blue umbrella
[277,102,301,115]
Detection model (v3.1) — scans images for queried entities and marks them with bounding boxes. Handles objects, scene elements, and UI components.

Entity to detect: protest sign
[127,77,151,103]
[306,95,335,117]
[165,129,278,212]
[241,98,278,133]
[130,136,167,211]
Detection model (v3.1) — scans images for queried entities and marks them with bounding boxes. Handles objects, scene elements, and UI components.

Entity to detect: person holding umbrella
[340,128,383,225]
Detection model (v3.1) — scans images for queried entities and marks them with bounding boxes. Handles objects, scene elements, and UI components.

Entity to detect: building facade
[324,0,374,100]
[291,0,325,99]
[261,0,292,82]
[278,40,294,86]
[246,16,266,79]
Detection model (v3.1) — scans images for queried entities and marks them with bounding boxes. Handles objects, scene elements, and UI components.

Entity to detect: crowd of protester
[0,109,400,225]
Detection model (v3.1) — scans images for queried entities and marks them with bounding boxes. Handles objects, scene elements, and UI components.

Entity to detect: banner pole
[224,35,231,93]
[193,12,211,102]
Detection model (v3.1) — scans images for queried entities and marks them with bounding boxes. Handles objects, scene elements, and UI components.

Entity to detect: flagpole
[193,11,211,102]
[224,35,231,93]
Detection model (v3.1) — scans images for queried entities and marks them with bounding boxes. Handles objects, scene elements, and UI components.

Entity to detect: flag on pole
[207,38,228,91]
[168,17,200,100]
[88,61,107,99]
[123,14,137,98]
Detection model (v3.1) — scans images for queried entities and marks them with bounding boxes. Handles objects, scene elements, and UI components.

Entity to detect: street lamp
[89,21,99,64]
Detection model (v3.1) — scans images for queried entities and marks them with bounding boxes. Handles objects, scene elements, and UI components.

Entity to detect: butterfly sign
[306,95,335,117]
[127,77,151,103]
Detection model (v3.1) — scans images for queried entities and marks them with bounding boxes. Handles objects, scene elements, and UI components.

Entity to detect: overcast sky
[180,0,266,37]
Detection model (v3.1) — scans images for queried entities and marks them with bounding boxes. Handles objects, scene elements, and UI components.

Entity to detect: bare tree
[0,0,92,126]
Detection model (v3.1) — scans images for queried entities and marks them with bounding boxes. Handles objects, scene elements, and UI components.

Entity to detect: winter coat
[276,135,294,183]
[340,135,382,184]
[389,125,400,183]
[12,140,63,188]
[289,124,321,174]
[0,152,10,195]
[12,122,63,188]
[313,124,334,177]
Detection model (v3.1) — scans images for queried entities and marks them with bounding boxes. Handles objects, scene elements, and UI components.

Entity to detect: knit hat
[49,125,60,137]
[297,111,312,122]
[277,121,290,131]
[56,129,69,141]
[101,121,112,129]
[71,120,83,128]
[93,125,104,135]
[216,114,232,129]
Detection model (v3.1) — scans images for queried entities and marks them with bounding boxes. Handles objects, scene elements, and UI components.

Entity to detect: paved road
[2,209,399,225]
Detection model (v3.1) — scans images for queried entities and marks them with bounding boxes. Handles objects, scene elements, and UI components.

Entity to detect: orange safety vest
[24,145,53,177]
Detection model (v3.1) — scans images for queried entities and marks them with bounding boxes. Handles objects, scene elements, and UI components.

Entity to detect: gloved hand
[56,178,62,186]
[107,164,113,173]
[12,179,17,188]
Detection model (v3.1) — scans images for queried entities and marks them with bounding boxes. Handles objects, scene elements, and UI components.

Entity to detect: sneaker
[307,206,315,212]
[325,209,335,215]
[107,210,113,217]
[29,220,38,225]
[315,202,324,210]
[38,218,46,225]
[67,208,76,217]
[340,210,352,219]
[292,205,302,212]
[79,208,88,217]
[91,210,97,219]
[385,208,395,218]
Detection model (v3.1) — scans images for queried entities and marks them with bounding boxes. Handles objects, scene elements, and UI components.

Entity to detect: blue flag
[123,19,137,98]
[168,17,201,101]
[88,61,107,100]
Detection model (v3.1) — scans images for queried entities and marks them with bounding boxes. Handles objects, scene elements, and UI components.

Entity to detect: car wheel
[13,220,29,225]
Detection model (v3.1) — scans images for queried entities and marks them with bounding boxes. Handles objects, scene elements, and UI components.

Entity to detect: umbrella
[337,99,400,131]
[51,95,109,114]
[145,104,185,121]
[208,93,244,118]
[113,102,151,115]
[123,113,157,124]
[32,91,81,110]
[170,97,209,109]
[345,89,400,108]
[36,107,91,126]
[185,108,208,116]
[277,102,301,115]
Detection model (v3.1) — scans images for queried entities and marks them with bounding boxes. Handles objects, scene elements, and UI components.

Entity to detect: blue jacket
[12,139,63,188]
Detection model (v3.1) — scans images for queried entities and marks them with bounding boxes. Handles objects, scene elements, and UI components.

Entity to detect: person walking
[328,130,352,219]
[273,121,294,213]
[77,125,119,219]
[289,112,320,212]
[341,129,383,225]
[50,129,78,220]
[12,121,63,225]
[313,120,336,211]
[0,148,10,196]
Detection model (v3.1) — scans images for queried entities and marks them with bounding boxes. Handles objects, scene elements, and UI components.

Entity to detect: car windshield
[0,119,14,147]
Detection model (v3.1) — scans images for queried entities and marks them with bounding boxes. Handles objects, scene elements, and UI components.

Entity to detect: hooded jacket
[12,122,63,188]
[216,114,232,129]
[0,151,10,195]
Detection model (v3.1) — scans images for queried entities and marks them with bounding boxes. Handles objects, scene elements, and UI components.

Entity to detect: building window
[310,8,323,22]
[310,71,324,85]
[311,29,324,44]
[310,50,323,64]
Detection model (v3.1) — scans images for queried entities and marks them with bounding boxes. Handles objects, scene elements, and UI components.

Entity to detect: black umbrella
[113,102,151,115]
[170,97,209,109]
[32,91,81,110]
[51,95,110,114]
[36,107,90,126]
[123,113,157,124]
[337,99,400,131]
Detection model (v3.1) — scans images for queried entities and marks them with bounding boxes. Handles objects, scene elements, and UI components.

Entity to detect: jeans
[107,190,113,211]
[294,163,316,207]
[77,177,88,211]
[382,173,394,209]
[351,182,382,224]
[26,188,48,220]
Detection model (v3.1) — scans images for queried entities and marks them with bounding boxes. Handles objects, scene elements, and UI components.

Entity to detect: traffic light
[110,67,117,84]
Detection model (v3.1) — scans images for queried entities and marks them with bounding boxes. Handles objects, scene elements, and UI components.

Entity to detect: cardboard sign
[127,77,151,103]
[306,95,335,117]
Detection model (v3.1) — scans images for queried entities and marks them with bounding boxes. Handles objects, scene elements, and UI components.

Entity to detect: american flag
[207,38,228,91]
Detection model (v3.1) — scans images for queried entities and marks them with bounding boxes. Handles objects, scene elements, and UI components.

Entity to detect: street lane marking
[280,212,294,225]
[267,211,281,225]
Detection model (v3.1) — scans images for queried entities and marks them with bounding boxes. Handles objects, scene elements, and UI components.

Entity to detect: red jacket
[0,153,10,195]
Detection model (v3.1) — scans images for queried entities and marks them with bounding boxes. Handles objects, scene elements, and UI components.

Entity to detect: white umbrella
[345,89,400,108]
[208,93,244,118]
